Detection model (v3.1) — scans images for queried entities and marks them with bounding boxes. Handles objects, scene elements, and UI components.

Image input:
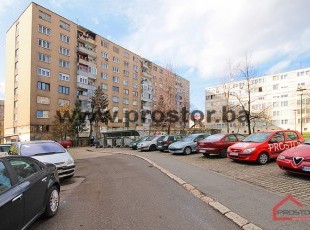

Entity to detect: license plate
[302,166,310,172]
[229,152,238,156]
[199,150,206,153]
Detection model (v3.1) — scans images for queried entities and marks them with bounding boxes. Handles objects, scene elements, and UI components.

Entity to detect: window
[101,73,108,79]
[225,135,237,142]
[59,20,70,31]
[133,65,139,71]
[273,84,279,90]
[281,101,288,107]
[124,61,129,67]
[59,59,69,68]
[78,76,88,84]
[14,114,18,121]
[124,89,129,94]
[270,132,284,142]
[37,96,50,104]
[113,57,119,63]
[37,81,50,91]
[133,56,138,62]
[133,100,138,106]
[123,70,129,77]
[37,67,50,77]
[113,76,119,83]
[123,98,129,104]
[112,86,119,93]
[285,131,298,141]
[58,99,69,107]
[0,162,11,194]
[59,73,70,81]
[88,66,97,75]
[133,91,138,97]
[38,25,51,35]
[113,67,119,73]
[36,110,50,118]
[14,87,18,95]
[112,96,119,103]
[14,100,18,108]
[124,52,129,58]
[15,49,19,57]
[101,83,108,90]
[153,66,157,71]
[133,83,138,88]
[58,85,70,94]
[38,39,50,49]
[38,53,50,63]
[39,10,51,22]
[113,46,119,53]
[258,87,262,92]
[59,47,70,56]
[101,62,108,69]
[101,40,109,48]
[281,120,288,125]
[124,80,129,86]
[15,75,18,82]
[59,33,70,43]
[101,52,108,59]
[133,73,138,79]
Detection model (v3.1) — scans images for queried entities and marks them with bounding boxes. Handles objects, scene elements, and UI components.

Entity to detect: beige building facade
[4,3,189,142]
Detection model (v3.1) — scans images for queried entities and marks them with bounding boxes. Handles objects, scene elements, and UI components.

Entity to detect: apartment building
[4,3,189,142]
[205,68,310,134]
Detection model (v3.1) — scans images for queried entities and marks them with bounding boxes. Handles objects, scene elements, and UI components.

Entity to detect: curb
[119,152,263,230]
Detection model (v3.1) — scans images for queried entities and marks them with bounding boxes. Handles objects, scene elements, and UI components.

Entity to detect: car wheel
[184,147,192,155]
[149,145,157,151]
[43,186,60,217]
[257,152,269,165]
[203,152,210,157]
[219,149,228,158]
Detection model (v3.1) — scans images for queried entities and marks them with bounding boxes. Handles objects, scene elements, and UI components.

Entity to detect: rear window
[20,142,66,156]
[285,131,298,141]
[205,134,225,141]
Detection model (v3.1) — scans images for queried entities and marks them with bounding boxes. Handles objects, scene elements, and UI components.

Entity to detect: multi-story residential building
[205,68,310,134]
[4,3,189,142]
[0,100,4,143]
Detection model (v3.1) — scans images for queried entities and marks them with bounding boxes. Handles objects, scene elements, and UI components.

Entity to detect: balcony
[77,69,97,80]
[76,82,97,91]
[78,94,89,101]
[77,46,97,57]
[77,33,96,45]
[78,57,96,66]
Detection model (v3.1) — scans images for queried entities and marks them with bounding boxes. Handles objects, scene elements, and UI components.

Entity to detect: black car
[157,135,183,152]
[0,156,60,229]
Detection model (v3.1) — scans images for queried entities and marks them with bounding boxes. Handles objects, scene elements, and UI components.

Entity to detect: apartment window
[59,73,70,81]
[58,99,69,107]
[273,111,279,116]
[124,89,129,95]
[113,76,120,83]
[88,66,97,75]
[133,91,138,97]
[159,69,163,74]
[112,86,119,93]
[15,75,18,82]
[133,100,138,106]
[133,83,138,88]
[113,67,119,73]
[133,65,139,71]
[152,66,157,71]
[124,80,129,86]
[59,59,69,68]
[58,85,70,94]
[37,67,50,77]
[101,83,108,90]
[101,40,109,49]
[113,46,119,54]
[38,25,51,36]
[39,11,51,22]
[15,35,19,45]
[59,33,70,43]
[15,62,18,70]
[101,52,108,59]
[101,73,108,79]
[14,100,18,108]
[124,52,129,58]
[59,47,70,56]
[133,73,138,79]
[78,76,88,84]
[14,114,18,121]
[123,70,129,77]
[38,39,51,49]
[14,87,18,95]
[16,23,19,35]
[112,96,119,103]
[36,110,49,118]
[37,81,50,91]
[101,62,108,69]
[38,53,51,63]
[124,61,129,67]
[281,119,288,125]
[133,56,138,62]
[123,98,129,104]
[113,57,119,63]
[273,102,279,107]
[281,101,288,107]
[258,87,262,92]
[59,20,70,31]
[15,49,19,57]
[273,84,279,90]
[37,96,50,104]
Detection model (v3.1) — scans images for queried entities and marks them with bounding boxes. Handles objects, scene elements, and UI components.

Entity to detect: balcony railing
[77,34,96,45]
[78,57,96,66]
[77,69,97,80]
[76,82,97,91]
[77,46,97,57]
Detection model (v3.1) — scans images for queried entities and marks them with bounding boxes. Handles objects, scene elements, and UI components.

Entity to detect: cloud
[0,0,19,14]
[91,17,100,25]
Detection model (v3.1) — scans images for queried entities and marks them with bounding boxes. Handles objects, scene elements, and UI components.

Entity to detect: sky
[1,0,310,111]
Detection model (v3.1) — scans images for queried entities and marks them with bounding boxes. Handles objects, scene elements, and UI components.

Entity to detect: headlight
[278,155,286,160]
[67,157,74,165]
[243,148,256,154]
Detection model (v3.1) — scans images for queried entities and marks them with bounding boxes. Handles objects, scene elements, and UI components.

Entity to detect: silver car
[137,135,165,151]
[8,140,75,179]
[168,133,210,154]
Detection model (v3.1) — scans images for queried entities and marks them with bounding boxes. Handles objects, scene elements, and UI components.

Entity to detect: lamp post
[293,109,297,131]
[297,87,306,134]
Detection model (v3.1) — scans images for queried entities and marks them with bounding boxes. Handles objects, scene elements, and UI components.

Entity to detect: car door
[268,131,285,157]
[193,135,206,151]
[284,131,300,150]
[8,158,47,226]
[224,134,239,148]
[0,160,23,230]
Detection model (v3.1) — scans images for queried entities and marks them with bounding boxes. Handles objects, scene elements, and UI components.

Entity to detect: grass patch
[302,133,310,140]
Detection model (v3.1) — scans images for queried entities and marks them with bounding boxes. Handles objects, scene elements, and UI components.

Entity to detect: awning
[102,130,140,138]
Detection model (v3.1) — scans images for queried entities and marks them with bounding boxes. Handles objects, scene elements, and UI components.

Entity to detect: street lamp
[297,87,306,134]
[293,109,297,131]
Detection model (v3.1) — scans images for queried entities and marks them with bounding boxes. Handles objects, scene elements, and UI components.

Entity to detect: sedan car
[137,135,165,151]
[0,155,60,230]
[129,136,149,150]
[157,135,183,152]
[277,138,310,175]
[168,133,210,154]
[8,140,75,179]
[197,133,245,158]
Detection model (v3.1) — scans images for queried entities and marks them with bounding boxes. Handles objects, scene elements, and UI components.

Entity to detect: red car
[277,139,310,175]
[197,133,245,158]
[58,140,73,148]
[227,130,304,165]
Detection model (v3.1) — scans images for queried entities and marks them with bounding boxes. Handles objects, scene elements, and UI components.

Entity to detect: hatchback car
[137,135,165,151]
[157,135,183,152]
[129,136,149,150]
[197,133,245,158]
[58,140,73,148]
[0,155,60,230]
[227,130,304,165]
[168,133,210,154]
[8,141,75,179]
[277,138,310,175]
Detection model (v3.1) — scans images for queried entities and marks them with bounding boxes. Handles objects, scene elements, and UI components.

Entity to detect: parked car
[0,155,60,229]
[157,135,183,152]
[137,135,165,151]
[227,130,304,165]
[58,140,73,148]
[8,140,75,179]
[276,138,310,175]
[129,136,149,150]
[0,144,11,156]
[168,133,210,154]
[197,133,245,158]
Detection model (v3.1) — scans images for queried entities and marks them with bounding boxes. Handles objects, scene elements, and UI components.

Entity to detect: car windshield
[181,135,197,142]
[146,136,156,141]
[205,134,225,141]
[241,132,272,143]
[20,142,66,156]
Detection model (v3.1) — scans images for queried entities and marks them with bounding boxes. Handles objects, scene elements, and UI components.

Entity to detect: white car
[8,140,75,179]
[137,135,165,151]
